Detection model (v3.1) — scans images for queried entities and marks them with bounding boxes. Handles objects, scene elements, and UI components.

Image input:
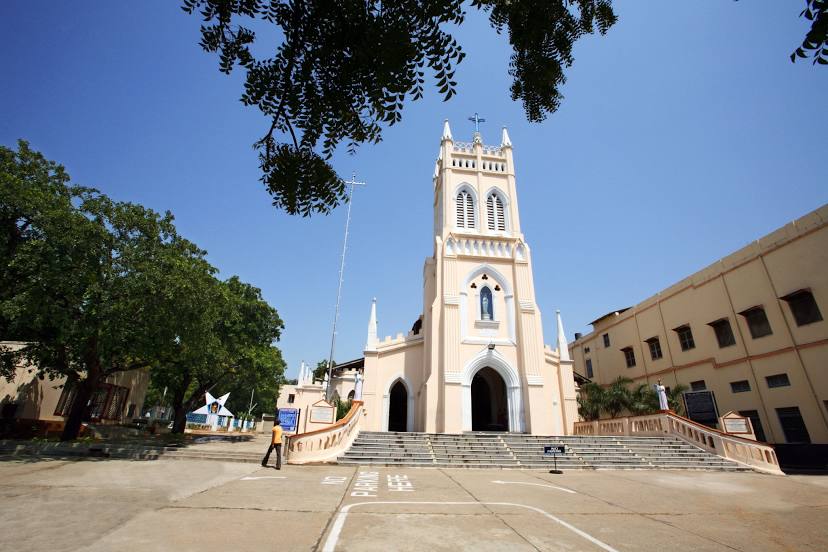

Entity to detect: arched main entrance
[471,367,509,431]
[388,380,408,432]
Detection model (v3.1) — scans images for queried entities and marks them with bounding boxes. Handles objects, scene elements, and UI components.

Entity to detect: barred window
[740,306,773,339]
[730,380,751,393]
[781,289,823,326]
[645,336,663,360]
[621,347,636,368]
[673,325,695,351]
[708,318,736,348]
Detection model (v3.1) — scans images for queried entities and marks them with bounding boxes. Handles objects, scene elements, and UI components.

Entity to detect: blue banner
[279,408,299,432]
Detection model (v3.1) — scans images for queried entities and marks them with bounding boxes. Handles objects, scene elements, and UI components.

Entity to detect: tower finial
[556,309,571,362]
[442,119,453,141]
[365,297,378,351]
[501,126,512,148]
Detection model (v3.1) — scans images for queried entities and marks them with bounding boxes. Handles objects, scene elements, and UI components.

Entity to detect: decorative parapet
[452,141,504,157]
[286,401,364,464]
[445,236,515,259]
[573,411,783,475]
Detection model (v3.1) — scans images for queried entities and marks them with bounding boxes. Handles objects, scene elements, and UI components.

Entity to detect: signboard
[279,408,300,432]
[723,417,750,434]
[544,445,566,456]
[683,390,719,428]
[309,400,335,424]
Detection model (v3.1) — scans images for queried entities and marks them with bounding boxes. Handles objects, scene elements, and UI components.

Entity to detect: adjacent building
[0,341,149,430]
[569,205,828,445]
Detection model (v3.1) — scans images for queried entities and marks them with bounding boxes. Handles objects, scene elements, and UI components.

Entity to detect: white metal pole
[326,174,365,401]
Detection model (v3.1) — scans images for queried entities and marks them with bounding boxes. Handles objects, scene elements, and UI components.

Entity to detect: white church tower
[360,121,578,435]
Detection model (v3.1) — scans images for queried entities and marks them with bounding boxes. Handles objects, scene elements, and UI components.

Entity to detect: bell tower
[432,120,522,242]
[362,119,577,436]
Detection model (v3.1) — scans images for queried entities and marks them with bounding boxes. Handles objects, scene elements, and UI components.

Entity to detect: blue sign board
[279,408,300,432]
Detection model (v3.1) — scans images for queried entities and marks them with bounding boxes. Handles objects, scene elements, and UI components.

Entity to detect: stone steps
[340,432,753,471]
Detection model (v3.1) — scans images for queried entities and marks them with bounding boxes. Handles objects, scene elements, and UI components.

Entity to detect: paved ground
[0,456,826,551]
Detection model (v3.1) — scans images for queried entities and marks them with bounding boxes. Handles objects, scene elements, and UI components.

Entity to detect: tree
[313,359,334,383]
[152,275,285,433]
[666,383,689,416]
[182,0,617,216]
[791,0,828,65]
[577,382,606,422]
[627,383,659,416]
[0,141,210,440]
[603,376,633,419]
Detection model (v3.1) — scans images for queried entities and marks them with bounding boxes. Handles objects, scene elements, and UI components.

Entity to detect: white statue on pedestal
[654,380,669,411]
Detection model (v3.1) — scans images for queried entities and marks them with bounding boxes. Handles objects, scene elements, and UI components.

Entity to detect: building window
[690,380,706,391]
[602,333,610,347]
[621,347,636,368]
[738,410,767,442]
[287,394,295,404]
[480,286,494,320]
[730,380,751,393]
[486,193,506,231]
[584,346,590,354]
[708,318,736,348]
[585,358,593,379]
[673,325,695,351]
[781,289,823,326]
[456,190,475,229]
[739,306,773,339]
[645,337,663,360]
[776,407,811,443]
[765,373,790,388]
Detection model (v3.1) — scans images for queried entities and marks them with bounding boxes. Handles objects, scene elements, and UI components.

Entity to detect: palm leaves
[577,378,688,419]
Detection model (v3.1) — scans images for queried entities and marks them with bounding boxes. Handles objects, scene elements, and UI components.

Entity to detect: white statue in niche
[481,287,493,321]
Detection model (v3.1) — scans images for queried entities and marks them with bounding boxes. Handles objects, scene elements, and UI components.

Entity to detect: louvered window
[456,191,474,229]
[486,194,506,231]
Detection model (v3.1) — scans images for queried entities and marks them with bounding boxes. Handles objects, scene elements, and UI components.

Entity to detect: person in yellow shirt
[262,419,283,469]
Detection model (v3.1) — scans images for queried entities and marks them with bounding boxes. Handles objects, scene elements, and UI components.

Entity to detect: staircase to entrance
[338,431,752,471]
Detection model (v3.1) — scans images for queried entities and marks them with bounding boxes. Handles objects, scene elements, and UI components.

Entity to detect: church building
[358,121,578,435]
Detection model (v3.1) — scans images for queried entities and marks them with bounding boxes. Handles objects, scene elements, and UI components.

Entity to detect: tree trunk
[171,405,188,434]
[169,369,191,434]
[60,373,99,441]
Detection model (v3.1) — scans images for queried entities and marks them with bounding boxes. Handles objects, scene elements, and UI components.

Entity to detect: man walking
[262,418,283,469]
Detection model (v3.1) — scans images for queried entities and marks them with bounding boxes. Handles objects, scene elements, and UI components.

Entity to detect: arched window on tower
[480,286,494,321]
[456,190,475,229]
[486,193,506,231]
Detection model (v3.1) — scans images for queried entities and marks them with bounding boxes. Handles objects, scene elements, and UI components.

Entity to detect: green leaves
[258,143,345,216]
[791,0,828,65]
[0,141,287,437]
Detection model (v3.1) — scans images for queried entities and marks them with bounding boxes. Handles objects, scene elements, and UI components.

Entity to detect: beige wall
[570,205,828,444]
[0,341,149,424]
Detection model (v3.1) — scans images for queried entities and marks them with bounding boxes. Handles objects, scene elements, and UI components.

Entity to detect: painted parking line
[322,501,619,552]
[491,480,577,494]
[240,476,287,480]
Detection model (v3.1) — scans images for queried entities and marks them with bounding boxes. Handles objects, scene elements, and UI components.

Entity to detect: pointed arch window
[480,286,494,321]
[486,193,506,231]
[456,190,475,229]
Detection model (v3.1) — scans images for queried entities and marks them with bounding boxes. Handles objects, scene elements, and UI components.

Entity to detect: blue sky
[2,1,826,380]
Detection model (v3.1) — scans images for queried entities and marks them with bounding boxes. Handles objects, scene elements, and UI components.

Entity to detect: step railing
[286,401,364,464]
[573,411,783,475]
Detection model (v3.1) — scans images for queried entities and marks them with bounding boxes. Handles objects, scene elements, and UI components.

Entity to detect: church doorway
[388,380,408,432]
[471,367,509,431]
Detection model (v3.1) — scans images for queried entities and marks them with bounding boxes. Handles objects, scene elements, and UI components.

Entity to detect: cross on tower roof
[468,112,486,133]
